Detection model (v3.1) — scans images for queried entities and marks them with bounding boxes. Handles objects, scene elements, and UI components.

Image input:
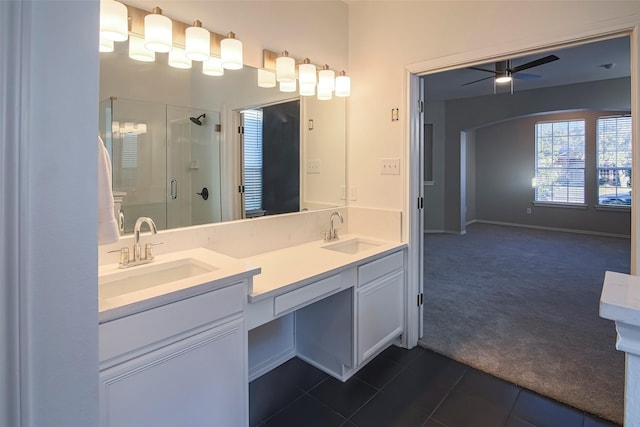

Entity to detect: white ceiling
[424,36,630,101]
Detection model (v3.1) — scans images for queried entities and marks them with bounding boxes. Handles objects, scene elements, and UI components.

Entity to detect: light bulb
[100,0,128,42]
[185,21,210,62]
[221,32,243,70]
[276,51,296,83]
[144,7,172,53]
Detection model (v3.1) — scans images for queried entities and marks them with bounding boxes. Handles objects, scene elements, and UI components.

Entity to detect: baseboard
[424,229,466,235]
[248,347,296,382]
[473,220,631,239]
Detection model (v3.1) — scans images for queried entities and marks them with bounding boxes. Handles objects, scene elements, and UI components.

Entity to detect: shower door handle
[170,179,177,200]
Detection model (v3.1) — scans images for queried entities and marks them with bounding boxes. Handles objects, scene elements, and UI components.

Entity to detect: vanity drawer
[100,281,245,365]
[274,274,343,316]
[358,251,404,286]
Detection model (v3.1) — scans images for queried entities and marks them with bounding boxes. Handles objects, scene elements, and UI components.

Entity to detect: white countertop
[98,248,260,323]
[238,234,407,303]
[600,270,640,326]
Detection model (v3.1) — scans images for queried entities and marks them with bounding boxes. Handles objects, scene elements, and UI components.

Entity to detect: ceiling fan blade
[513,72,540,80]
[511,54,559,73]
[461,75,495,86]
[468,66,497,74]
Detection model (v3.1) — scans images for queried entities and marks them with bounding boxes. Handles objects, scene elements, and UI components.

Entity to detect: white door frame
[405,21,640,347]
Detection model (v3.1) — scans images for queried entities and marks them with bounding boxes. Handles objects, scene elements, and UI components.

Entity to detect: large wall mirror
[99,43,346,234]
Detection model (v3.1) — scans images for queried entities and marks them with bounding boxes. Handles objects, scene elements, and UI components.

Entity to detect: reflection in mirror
[99,41,346,234]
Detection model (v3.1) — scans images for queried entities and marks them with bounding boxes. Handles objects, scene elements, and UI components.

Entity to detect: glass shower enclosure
[99,97,222,233]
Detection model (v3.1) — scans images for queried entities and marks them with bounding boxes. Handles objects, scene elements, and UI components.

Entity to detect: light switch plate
[381,158,400,175]
[307,159,321,174]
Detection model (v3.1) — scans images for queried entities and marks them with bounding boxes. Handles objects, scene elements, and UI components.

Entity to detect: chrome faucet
[133,216,158,262]
[326,211,344,242]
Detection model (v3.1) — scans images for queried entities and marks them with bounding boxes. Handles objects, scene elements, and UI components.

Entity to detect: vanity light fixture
[276,51,296,83]
[221,32,243,70]
[100,0,129,42]
[300,83,316,97]
[100,38,115,53]
[298,58,316,96]
[279,80,297,93]
[257,69,276,88]
[318,64,335,92]
[168,47,192,69]
[335,71,351,97]
[128,34,156,62]
[317,85,333,100]
[144,7,173,53]
[202,56,224,76]
[185,20,210,61]
[495,70,512,84]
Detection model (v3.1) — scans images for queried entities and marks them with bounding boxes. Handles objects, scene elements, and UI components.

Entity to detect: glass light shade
[221,33,243,70]
[300,83,315,97]
[144,10,172,53]
[128,35,155,62]
[203,57,224,76]
[100,0,128,42]
[335,72,351,97]
[276,52,296,83]
[495,72,512,84]
[185,23,210,61]
[317,85,333,100]
[99,38,114,53]
[299,60,317,86]
[279,80,297,93]
[318,67,335,91]
[257,69,276,88]
[168,47,192,69]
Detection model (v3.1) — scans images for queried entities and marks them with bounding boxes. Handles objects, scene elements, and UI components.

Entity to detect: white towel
[97,136,120,245]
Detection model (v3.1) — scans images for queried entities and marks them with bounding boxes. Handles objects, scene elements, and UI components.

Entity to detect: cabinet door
[357,270,404,364]
[100,317,247,427]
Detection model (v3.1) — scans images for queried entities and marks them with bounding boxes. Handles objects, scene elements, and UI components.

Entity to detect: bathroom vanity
[97,208,407,427]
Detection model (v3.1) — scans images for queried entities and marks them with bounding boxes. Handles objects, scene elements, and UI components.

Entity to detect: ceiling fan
[462,54,560,86]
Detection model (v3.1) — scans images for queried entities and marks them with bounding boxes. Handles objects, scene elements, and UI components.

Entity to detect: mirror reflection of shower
[99,97,222,233]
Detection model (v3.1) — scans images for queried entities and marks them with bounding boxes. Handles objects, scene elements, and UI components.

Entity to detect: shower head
[190,113,206,126]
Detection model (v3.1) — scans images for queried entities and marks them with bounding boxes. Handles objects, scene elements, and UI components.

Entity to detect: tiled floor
[249,345,620,427]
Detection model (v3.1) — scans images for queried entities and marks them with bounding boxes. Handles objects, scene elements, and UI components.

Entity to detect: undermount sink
[99,258,218,300]
[322,238,382,255]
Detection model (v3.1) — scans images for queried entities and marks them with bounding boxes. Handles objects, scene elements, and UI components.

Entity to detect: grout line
[426,365,469,420]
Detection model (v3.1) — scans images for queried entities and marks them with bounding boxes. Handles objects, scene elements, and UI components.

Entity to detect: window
[597,115,632,206]
[535,120,585,204]
[241,109,263,213]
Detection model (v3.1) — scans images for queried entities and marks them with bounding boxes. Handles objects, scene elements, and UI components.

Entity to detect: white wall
[347,1,640,229]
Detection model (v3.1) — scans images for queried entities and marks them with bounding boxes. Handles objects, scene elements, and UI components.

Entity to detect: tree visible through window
[534,120,585,204]
[597,115,632,206]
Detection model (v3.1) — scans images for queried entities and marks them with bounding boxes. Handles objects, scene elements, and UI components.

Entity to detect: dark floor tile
[341,420,358,427]
[382,350,467,398]
[309,376,378,418]
[355,353,405,389]
[504,415,536,427]
[431,389,511,427]
[263,394,345,427]
[249,358,328,425]
[510,390,584,427]
[583,415,622,427]
[349,390,432,427]
[453,368,520,408]
[422,419,446,427]
[379,344,425,366]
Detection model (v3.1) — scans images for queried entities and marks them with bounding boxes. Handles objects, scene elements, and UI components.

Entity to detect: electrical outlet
[349,186,358,201]
[381,158,400,175]
[306,159,320,174]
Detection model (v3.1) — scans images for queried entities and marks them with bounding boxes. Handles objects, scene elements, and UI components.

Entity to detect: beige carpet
[420,223,626,424]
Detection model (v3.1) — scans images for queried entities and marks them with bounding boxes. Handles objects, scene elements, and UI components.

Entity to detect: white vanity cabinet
[99,280,249,427]
[356,250,404,364]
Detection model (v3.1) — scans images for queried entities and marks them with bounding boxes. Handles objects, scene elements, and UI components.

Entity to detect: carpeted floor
[419,222,628,424]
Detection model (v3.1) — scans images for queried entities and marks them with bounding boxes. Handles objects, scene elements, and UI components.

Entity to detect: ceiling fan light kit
[464,54,560,93]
